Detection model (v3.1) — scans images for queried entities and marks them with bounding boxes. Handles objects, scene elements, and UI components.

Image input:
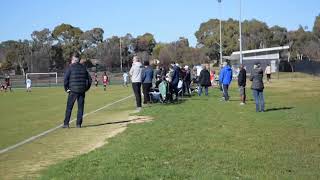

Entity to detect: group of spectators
[128,55,267,113]
[129,56,200,111]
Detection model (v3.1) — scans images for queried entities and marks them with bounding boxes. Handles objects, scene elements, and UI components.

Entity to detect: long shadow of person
[81,120,132,128]
[265,107,294,112]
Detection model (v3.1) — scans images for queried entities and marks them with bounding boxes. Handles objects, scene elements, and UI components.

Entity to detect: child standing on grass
[94,73,99,88]
[5,75,12,92]
[123,71,129,87]
[238,65,247,105]
[265,64,272,83]
[26,78,32,92]
[102,72,109,91]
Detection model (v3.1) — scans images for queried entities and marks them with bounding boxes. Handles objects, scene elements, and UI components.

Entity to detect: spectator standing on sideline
[219,62,233,101]
[141,61,154,104]
[26,78,32,92]
[251,63,265,112]
[183,65,191,96]
[171,62,180,102]
[198,65,211,96]
[265,64,272,83]
[155,66,162,88]
[123,71,129,87]
[129,56,143,111]
[218,64,224,98]
[63,52,92,128]
[238,64,247,105]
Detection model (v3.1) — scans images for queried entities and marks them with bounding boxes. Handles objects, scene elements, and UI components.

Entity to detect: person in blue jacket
[141,61,154,104]
[219,61,233,101]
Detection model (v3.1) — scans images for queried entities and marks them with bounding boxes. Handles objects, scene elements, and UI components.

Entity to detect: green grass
[0,85,132,149]
[38,78,320,179]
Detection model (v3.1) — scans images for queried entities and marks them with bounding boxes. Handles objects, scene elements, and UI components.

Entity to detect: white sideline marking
[0,95,133,154]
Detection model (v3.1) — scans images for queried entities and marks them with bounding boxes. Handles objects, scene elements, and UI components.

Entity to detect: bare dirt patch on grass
[0,112,153,180]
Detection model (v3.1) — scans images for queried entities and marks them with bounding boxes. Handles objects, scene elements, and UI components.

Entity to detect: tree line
[0,14,319,75]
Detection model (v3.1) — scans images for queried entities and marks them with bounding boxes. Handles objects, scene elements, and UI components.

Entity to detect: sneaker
[136,107,142,112]
[76,124,82,128]
[240,102,246,105]
[62,125,69,128]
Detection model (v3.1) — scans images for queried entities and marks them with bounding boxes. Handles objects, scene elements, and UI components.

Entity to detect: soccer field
[40,77,320,179]
[1,77,320,179]
[0,86,132,149]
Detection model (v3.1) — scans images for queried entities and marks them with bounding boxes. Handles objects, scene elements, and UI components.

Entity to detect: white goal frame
[25,72,58,85]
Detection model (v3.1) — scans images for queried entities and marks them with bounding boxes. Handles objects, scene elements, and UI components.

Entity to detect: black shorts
[267,74,271,79]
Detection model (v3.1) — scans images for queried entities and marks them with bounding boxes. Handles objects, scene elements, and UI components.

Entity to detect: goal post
[25,72,58,87]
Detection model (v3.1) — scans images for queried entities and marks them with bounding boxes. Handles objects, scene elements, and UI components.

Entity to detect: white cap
[184,65,189,70]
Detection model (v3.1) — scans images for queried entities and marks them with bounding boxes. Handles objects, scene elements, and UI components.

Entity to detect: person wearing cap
[250,63,265,112]
[219,61,233,101]
[63,52,92,128]
[238,64,247,105]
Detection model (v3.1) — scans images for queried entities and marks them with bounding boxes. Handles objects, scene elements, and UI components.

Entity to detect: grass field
[0,86,132,149]
[1,77,320,179]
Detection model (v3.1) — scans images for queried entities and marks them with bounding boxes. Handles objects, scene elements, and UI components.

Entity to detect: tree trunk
[18,60,25,76]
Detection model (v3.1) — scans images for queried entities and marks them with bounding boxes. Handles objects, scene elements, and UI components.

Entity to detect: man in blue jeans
[63,53,92,128]
[219,62,233,101]
[250,63,265,112]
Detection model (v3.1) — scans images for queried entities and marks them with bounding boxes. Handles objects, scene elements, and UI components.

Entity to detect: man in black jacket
[63,52,92,128]
[238,64,246,105]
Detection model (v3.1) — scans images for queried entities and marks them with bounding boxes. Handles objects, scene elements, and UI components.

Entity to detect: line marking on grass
[0,95,133,155]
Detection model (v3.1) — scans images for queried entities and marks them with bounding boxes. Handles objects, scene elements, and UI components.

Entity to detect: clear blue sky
[0,0,319,46]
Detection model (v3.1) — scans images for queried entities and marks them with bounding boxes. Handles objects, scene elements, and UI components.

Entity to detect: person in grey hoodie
[250,63,265,112]
[129,56,143,111]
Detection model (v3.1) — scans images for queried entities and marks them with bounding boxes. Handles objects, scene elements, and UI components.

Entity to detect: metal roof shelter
[226,46,290,73]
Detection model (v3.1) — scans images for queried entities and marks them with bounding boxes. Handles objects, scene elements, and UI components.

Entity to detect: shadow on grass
[153,98,188,105]
[229,99,254,102]
[81,120,132,128]
[265,107,294,112]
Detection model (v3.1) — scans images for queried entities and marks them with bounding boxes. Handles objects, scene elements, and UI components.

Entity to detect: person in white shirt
[265,64,272,83]
[129,56,143,111]
[26,78,32,92]
[123,71,129,87]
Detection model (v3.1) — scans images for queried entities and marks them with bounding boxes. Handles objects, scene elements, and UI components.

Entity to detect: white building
[226,46,290,72]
